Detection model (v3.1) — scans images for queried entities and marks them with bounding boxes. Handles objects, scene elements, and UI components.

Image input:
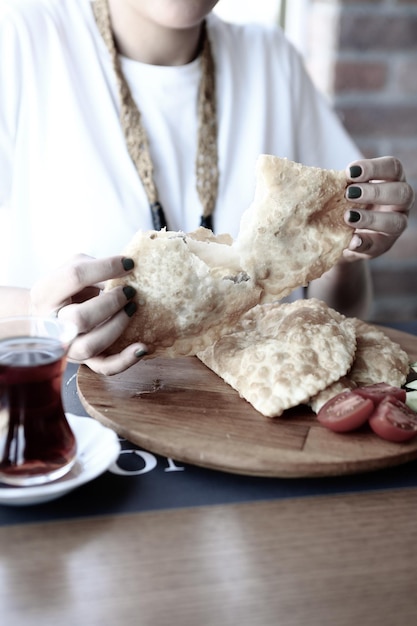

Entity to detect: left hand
[342,156,414,262]
[30,254,147,375]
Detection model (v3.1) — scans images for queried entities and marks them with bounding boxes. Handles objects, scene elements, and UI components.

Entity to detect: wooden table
[2,490,417,625]
[2,321,417,626]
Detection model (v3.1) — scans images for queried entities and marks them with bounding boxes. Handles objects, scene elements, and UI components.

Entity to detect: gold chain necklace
[92,0,219,231]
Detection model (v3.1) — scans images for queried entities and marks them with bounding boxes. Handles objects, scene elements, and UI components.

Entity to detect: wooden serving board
[77,326,417,477]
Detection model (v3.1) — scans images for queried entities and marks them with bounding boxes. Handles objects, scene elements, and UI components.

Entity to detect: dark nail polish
[135,349,148,359]
[123,285,136,300]
[124,301,137,317]
[347,186,362,200]
[349,165,362,179]
[122,257,134,271]
[348,210,361,223]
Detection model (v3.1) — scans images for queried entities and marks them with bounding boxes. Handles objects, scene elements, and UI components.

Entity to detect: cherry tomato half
[368,397,417,443]
[352,383,406,405]
[317,391,374,433]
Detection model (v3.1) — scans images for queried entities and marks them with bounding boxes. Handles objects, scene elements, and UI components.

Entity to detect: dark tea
[0,332,77,486]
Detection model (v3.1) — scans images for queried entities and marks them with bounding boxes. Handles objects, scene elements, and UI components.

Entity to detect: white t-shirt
[0,0,361,288]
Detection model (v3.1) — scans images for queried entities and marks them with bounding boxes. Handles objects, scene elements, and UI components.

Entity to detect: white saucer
[0,414,121,506]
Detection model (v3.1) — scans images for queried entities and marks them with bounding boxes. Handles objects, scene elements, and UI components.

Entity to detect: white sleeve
[288,45,362,169]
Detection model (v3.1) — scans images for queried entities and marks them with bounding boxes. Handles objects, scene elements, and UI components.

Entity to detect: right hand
[30,254,147,375]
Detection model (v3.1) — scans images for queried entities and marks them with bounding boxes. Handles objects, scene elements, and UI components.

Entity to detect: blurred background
[215,0,417,322]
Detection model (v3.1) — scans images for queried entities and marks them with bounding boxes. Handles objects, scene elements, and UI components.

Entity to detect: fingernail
[135,348,148,359]
[123,285,136,300]
[122,257,134,271]
[351,235,363,249]
[347,186,362,200]
[348,210,361,223]
[124,301,137,317]
[349,165,362,179]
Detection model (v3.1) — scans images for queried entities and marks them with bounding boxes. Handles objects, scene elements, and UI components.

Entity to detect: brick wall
[305,0,417,321]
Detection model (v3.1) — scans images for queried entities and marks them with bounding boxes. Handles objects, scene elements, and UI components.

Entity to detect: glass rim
[0,315,78,344]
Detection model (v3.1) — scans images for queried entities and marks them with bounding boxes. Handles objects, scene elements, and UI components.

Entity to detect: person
[0,0,414,375]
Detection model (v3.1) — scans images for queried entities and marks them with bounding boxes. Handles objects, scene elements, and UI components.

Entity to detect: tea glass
[0,315,78,486]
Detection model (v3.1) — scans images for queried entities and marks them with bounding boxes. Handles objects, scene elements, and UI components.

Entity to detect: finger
[346,232,398,258]
[68,305,138,362]
[59,255,135,300]
[81,343,148,376]
[345,208,407,236]
[32,254,135,312]
[346,181,413,209]
[59,285,136,334]
[346,156,405,182]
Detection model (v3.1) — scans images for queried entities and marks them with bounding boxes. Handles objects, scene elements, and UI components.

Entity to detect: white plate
[0,414,120,506]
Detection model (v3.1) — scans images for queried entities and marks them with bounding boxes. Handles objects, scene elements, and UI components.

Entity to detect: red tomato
[317,391,374,432]
[369,397,417,443]
[352,383,406,405]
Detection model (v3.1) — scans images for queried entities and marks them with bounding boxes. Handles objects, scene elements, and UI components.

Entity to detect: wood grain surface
[2,489,417,626]
[77,326,417,477]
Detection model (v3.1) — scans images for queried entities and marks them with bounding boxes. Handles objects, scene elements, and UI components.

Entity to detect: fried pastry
[197,299,357,417]
[310,319,409,413]
[107,156,357,357]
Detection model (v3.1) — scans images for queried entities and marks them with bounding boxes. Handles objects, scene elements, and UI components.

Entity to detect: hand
[30,254,147,375]
[342,156,414,262]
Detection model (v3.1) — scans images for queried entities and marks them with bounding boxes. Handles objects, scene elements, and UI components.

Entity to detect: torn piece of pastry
[310,319,409,413]
[197,299,357,418]
[107,156,359,357]
[106,228,262,357]
[234,155,362,302]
